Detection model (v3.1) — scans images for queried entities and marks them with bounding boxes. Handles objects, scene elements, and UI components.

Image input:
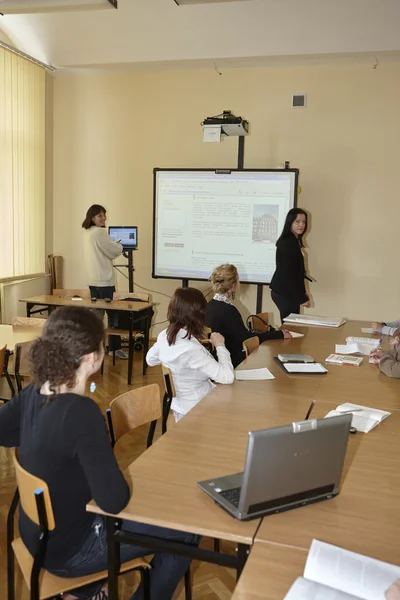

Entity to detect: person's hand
[210,332,225,347]
[370,348,384,361]
[303,299,311,308]
[386,579,400,600]
[282,330,292,339]
[371,322,383,334]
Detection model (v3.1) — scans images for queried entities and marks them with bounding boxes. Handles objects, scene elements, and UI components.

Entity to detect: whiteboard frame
[152,167,299,285]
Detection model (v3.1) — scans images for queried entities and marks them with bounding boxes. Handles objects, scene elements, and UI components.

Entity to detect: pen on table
[305,400,316,420]
[338,408,362,414]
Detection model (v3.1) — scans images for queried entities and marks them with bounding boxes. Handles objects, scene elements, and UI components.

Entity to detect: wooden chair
[53,288,91,299]
[106,383,162,450]
[13,341,33,392]
[7,449,151,600]
[242,336,260,358]
[12,317,46,328]
[200,326,214,352]
[105,384,193,599]
[161,364,176,435]
[248,312,270,333]
[0,345,15,402]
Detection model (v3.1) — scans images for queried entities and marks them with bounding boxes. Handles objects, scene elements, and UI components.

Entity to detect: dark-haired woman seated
[146,287,234,422]
[0,306,199,600]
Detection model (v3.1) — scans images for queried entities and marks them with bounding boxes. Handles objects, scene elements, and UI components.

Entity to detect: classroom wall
[53,61,400,335]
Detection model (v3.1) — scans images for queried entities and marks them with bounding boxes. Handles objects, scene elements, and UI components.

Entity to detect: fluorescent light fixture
[0,0,117,14]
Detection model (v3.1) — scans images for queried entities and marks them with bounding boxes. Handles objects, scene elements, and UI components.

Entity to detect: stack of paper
[284,363,327,374]
[336,337,380,356]
[326,354,363,366]
[324,402,390,433]
[235,368,275,381]
[284,314,346,328]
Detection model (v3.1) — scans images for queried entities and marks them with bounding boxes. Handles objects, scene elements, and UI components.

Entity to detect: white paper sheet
[284,363,327,373]
[287,331,305,338]
[235,367,275,380]
[361,328,374,334]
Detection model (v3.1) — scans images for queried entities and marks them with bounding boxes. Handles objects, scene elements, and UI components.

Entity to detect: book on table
[284,539,400,600]
[324,402,390,433]
[283,314,346,328]
[325,354,364,366]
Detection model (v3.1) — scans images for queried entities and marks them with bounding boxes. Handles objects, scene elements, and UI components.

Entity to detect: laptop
[108,226,138,250]
[197,414,351,521]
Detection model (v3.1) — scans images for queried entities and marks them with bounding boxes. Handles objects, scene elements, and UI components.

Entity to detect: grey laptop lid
[197,414,351,520]
[238,414,352,517]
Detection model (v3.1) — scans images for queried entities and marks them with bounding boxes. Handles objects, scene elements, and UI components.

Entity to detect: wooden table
[232,542,308,600]
[20,295,154,384]
[87,319,400,599]
[0,324,43,349]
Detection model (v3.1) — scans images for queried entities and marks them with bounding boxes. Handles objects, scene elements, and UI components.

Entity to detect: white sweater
[84,227,122,287]
[146,328,234,416]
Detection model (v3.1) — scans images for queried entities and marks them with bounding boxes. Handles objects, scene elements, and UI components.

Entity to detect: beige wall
[53,62,400,334]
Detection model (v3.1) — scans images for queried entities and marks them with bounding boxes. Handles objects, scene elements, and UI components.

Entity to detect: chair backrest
[249,312,270,333]
[200,326,214,350]
[12,449,55,530]
[242,336,260,358]
[14,341,33,377]
[12,317,45,328]
[53,289,91,299]
[0,345,6,375]
[109,384,161,444]
[161,364,176,398]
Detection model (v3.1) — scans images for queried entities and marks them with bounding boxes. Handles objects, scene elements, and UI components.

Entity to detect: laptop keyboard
[219,487,241,507]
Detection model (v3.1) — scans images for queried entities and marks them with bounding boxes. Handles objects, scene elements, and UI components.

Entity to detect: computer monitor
[109,226,138,250]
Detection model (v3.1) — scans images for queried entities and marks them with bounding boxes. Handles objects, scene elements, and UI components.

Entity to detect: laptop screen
[109,226,138,249]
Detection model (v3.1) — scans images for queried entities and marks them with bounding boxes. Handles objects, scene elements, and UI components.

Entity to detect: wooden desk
[87,319,400,598]
[0,324,43,349]
[20,295,154,384]
[232,542,307,600]
[255,405,400,565]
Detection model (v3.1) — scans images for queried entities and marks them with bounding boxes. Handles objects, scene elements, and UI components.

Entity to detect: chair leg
[146,419,157,448]
[184,567,192,600]
[162,397,171,435]
[140,567,151,600]
[214,538,220,552]
[113,350,116,366]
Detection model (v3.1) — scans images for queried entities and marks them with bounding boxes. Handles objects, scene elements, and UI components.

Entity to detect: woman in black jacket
[207,264,292,368]
[270,208,312,322]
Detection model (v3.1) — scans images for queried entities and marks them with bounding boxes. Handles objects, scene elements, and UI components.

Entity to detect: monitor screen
[109,226,138,249]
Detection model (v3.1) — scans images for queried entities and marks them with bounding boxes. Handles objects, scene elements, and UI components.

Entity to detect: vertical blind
[0,46,46,279]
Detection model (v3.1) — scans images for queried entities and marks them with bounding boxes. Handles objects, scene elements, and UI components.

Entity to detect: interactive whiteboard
[152,168,298,284]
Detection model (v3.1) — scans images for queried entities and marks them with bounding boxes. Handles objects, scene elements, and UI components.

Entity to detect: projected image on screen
[153,169,298,284]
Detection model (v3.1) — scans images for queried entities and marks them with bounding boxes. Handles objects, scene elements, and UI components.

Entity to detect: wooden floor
[0,352,237,600]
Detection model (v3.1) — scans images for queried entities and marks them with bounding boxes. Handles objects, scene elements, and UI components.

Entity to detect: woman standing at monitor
[82,204,126,358]
[270,208,312,323]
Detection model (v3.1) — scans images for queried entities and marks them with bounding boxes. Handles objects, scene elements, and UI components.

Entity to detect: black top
[206,299,283,368]
[0,385,129,569]
[270,232,309,304]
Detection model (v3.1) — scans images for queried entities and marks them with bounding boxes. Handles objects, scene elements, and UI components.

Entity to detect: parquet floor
[0,353,237,600]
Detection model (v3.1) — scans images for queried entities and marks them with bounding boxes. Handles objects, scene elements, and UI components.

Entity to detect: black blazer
[270,232,310,304]
[206,299,283,368]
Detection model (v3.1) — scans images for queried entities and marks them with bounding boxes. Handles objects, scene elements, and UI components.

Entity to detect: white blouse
[146,328,234,416]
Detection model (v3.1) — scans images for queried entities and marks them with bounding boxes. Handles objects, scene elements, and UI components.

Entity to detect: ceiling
[1,0,399,71]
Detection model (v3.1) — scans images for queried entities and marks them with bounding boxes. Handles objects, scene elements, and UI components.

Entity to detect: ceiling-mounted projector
[202,110,249,137]
[0,0,117,14]
[174,0,250,4]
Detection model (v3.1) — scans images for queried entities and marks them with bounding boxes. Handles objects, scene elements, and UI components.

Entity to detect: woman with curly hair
[0,306,199,600]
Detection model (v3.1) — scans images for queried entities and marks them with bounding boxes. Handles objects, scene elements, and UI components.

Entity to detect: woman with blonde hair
[206,264,291,368]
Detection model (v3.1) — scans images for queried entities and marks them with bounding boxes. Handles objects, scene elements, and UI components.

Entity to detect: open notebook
[284,539,400,600]
[325,403,390,433]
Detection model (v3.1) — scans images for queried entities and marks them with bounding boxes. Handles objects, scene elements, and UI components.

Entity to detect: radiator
[0,275,50,324]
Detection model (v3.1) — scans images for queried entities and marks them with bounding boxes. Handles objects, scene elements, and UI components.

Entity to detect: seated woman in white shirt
[146,287,234,422]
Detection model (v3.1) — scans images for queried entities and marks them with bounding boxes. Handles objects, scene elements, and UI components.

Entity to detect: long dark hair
[29,307,105,398]
[276,208,308,248]
[166,288,207,345]
[82,204,107,229]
